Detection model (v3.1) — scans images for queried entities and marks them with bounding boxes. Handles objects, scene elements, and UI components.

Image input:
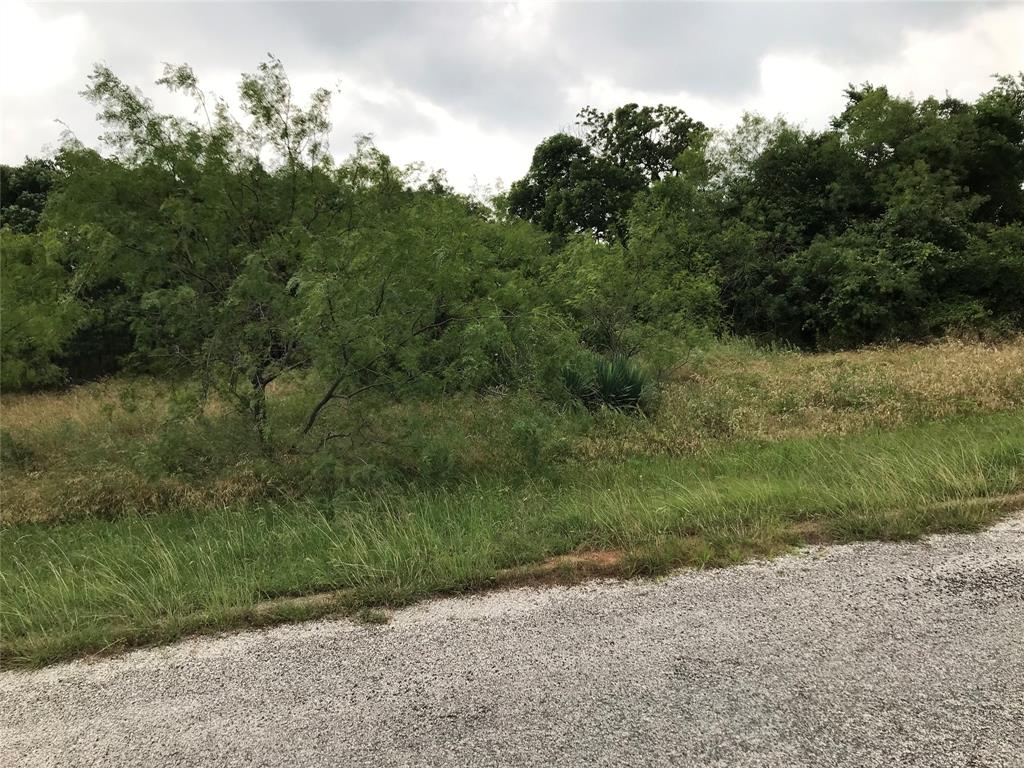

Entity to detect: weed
[355,608,391,625]
[2,411,1020,667]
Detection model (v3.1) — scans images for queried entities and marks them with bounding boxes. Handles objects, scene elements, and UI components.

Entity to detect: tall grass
[3,412,1021,667]
[3,337,1022,524]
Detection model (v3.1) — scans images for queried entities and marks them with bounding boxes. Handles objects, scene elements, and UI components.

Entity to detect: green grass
[3,411,1021,668]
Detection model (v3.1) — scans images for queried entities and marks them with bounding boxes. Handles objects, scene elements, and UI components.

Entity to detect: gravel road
[3,514,1022,768]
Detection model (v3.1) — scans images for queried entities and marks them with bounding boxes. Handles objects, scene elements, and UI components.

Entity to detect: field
[2,337,1023,667]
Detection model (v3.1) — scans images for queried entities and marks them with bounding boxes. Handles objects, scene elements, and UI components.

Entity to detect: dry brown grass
[1,467,275,524]
[0,378,281,523]
[2,337,1022,524]
[2,379,163,432]
[576,337,1024,460]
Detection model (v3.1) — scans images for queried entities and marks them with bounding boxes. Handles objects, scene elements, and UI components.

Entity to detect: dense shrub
[562,353,651,412]
[0,232,82,390]
[513,76,1024,350]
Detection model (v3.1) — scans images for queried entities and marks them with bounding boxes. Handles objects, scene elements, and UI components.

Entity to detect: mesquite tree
[47,57,337,439]
[47,59,566,444]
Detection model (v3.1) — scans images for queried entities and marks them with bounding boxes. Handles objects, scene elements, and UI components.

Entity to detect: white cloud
[751,4,1024,128]
[480,1,556,52]
[1,2,1020,189]
[864,3,1024,100]
[0,0,96,159]
[0,1,92,97]
[327,76,534,192]
[564,5,1022,137]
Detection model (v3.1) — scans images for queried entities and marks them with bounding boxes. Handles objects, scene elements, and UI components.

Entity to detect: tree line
[2,60,1022,442]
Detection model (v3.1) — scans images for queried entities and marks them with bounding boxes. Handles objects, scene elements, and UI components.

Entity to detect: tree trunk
[249,371,270,445]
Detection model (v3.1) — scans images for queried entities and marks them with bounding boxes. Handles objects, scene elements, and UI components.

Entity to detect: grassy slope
[3,411,1022,668]
[3,338,1023,525]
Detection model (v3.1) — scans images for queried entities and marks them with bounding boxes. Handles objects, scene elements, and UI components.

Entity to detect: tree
[509,104,706,242]
[958,223,1024,329]
[623,147,722,336]
[965,74,1024,224]
[507,134,639,242]
[46,57,337,439]
[0,159,59,234]
[700,76,1024,346]
[0,232,83,390]
[298,143,571,440]
[779,226,932,348]
[577,103,706,185]
[540,148,721,359]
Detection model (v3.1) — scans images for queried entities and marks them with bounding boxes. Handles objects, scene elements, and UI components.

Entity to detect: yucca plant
[561,354,651,412]
[593,356,647,410]
[560,361,596,404]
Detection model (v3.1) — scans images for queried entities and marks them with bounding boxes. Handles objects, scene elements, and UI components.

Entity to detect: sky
[1,1,1022,192]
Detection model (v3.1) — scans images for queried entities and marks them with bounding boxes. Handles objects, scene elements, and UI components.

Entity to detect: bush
[562,353,652,412]
[0,429,35,469]
[0,232,82,391]
[506,407,574,473]
[142,388,267,481]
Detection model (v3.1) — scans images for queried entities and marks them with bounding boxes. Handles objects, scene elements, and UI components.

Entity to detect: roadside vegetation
[3,338,1022,666]
[3,337,1022,525]
[1,411,1021,667]
[2,60,1022,666]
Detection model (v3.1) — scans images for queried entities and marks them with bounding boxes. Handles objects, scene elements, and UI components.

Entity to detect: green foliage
[295,146,575,439]
[623,153,722,332]
[958,223,1024,331]
[5,58,1023,433]
[562,353,651,412]
[592,356,650,411]
[0,231,83,390]
[693,75,1024,347]
[5,411,1020,666]
[0,159,59,234]
[44,58,338,435]
[507,133,640,242]
[143,390,264,481]
[38,59,583,442]
[577,103,706,185]
[779,227,932,348]
[7,85,1024,670]
[542,227,717,360]
[509,417,546,470]
[508,104,706,242]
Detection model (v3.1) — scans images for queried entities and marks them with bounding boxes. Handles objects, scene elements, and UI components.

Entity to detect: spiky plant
[562,354,651,412]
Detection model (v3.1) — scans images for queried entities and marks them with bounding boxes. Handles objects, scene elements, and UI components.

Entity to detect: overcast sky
[2,1,1022,191]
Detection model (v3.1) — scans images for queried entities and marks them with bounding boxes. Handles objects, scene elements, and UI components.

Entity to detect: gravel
[3,514,1022,768]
